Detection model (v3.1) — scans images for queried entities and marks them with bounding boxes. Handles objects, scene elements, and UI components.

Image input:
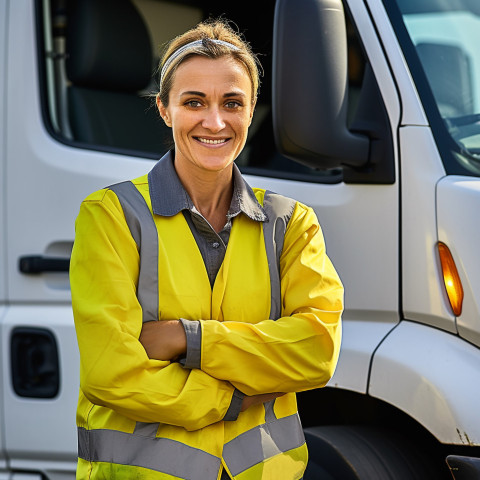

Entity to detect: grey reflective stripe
[179,318,202,369]
[78,427,221,478]
[223,413,305,476]
[109,182,159,323]
[224,388,245,422]
[262,192,296,320]
[263,399,277,423]
[133,422,159,437]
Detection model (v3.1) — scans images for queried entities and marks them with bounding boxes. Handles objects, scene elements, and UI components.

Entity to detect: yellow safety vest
[71,172,343,480]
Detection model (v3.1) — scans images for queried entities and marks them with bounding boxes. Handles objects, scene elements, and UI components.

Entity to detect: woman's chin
[192,154,236,173]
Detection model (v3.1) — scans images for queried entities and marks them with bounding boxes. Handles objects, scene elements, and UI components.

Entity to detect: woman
[70,19,343,480]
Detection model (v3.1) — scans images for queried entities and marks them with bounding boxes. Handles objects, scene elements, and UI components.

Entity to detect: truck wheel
[303,425,443,480]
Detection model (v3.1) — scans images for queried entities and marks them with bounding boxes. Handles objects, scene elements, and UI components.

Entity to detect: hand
[241,392,286,412]
[139,320,187,361]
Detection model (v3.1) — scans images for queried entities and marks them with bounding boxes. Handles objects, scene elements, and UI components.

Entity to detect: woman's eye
[225,101,241,109]
[185,100,202,108]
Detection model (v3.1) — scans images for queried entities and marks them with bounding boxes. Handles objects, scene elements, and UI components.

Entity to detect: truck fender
[369,320,480,445]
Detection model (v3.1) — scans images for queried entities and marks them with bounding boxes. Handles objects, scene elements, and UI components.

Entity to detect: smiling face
[157,55,255,178]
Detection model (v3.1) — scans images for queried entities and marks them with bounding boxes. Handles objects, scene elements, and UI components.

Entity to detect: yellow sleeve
[70,189,236,431]
[198,203,344,396]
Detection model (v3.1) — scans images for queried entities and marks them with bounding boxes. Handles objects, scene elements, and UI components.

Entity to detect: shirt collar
[148,151,267,222]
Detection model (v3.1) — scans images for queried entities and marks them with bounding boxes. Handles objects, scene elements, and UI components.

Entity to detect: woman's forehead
[171,56,252,97]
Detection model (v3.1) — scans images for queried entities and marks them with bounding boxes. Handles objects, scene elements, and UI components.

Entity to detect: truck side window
[39,0,365,183]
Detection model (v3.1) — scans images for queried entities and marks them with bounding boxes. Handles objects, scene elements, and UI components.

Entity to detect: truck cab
[1,0,479,478]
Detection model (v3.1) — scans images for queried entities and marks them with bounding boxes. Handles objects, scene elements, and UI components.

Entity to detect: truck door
[3,0,166,477]
[265,0,401,395]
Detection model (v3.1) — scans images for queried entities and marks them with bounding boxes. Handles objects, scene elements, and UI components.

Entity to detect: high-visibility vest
[72,173,342,479]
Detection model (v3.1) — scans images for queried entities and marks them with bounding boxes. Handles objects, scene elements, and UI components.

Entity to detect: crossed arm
[138,201,344,410]
[139,320,285,412]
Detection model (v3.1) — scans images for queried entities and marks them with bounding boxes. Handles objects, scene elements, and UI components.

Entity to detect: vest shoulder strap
[262,191,297,320]
[108,181,159,324]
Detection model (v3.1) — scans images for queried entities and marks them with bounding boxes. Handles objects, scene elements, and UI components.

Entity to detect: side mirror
[272,0,370,169]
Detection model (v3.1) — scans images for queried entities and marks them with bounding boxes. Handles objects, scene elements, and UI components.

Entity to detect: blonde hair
[158,19,261,106]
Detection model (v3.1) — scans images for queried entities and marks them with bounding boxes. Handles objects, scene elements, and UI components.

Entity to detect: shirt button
[212,242,220,249]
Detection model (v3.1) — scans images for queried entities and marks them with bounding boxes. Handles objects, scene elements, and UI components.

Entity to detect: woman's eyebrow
[179,91,247,98]
[180,91,206,97]
[224,91,247,98]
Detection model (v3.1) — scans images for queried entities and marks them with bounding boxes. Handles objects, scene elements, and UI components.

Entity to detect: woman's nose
[202,107,226,132]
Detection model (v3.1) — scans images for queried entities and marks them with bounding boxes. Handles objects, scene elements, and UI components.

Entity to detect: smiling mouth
[195,137,229,145]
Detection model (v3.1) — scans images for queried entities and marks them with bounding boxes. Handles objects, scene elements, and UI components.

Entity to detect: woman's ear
[156,94,172,127]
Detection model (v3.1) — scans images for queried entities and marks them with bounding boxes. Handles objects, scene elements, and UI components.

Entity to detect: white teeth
[197,138,227,145]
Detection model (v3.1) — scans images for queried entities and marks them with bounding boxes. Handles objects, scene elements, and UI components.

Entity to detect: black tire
[303,425,443,480]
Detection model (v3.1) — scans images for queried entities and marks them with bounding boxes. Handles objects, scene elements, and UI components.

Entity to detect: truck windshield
[388,0,480,176]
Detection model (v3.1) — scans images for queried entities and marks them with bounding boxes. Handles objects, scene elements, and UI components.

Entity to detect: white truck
[1,0,479,479]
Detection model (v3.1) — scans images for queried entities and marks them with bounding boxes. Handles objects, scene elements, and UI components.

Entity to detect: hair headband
[160,39,241,88]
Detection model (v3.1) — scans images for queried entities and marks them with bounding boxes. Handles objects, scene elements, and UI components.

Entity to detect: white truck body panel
[363,0,428,126]
[0,0,8,473]
[1,307,78,466]
[0,308,8,474]
[437,176,480,347]
[399,126,456,331]
[0,0,7,302]
[327,316,398,393]
[370,320,480,445]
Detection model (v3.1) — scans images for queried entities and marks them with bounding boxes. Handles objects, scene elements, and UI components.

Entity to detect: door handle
[19,255,70,274]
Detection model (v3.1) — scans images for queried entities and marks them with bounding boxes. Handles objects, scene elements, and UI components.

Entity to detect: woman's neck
[174,160,234,233]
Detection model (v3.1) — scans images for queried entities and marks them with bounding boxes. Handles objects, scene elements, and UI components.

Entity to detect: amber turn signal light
[437,242,464,317]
